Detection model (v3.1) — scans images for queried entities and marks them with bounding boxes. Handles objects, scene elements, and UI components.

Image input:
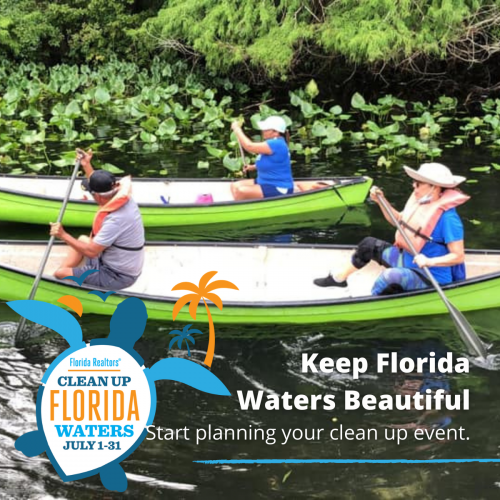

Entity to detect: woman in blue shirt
[230,116,294,200]
[313,163,468,295]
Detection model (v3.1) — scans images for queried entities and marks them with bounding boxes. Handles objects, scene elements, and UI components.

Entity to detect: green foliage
[136,0,492,80]
[0,0,159,64]
[319,0,479,63]
[139,0,315,77]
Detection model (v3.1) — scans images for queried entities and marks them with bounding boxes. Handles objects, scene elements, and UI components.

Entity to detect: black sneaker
[313,274,348,288]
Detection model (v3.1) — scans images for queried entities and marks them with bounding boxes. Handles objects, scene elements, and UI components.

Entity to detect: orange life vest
[91,176,132,237]
[394,189,469,253]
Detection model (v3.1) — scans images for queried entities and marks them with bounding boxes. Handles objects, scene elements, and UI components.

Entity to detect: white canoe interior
[1,243,500,303]
[0,176,345,206]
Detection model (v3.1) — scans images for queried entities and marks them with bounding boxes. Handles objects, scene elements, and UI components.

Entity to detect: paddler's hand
[243,164,256,173]
[231,121,242,132]
[413,254,432,268]
[50,222,68,240]
[369,186,385,204]
[76,148,93,169]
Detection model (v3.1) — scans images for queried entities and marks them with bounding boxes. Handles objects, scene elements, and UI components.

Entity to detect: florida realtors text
[237,352,469,411]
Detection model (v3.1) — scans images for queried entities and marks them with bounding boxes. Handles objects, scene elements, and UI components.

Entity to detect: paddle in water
[376,192,487,359]
[16,159,82,340]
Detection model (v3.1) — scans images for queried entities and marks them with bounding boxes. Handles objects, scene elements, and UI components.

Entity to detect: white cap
[403,163,466,188]
[257,116,287,134]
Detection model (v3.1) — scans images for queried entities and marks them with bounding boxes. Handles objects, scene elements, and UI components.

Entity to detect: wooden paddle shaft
[16,160,82,337]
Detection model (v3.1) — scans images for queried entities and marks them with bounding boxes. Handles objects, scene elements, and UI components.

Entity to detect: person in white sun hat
[314,163,469,295]
[230,115,294,200]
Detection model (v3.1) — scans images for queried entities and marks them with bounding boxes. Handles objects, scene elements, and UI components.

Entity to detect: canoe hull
[1,248,500,325]
[0,176,372,228]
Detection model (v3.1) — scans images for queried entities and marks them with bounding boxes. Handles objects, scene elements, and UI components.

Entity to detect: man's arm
[50,222,106,258]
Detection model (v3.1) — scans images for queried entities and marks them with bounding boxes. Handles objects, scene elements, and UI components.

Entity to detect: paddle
[16,159,82,339]
[376,192,487,359]
[236,137,250,179]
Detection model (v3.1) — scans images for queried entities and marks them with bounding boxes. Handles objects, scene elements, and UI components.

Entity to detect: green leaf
[470,166,491,172]
[79,132,95,140]
[27,162,48,172]
[329,105,342,115]
[351,92,366,109]
[469,219,482,225]
[174,105,189,121]
[203,107,219,122]
[141,116,160,133]
[491,163,500,170]
[323,126,343,145]
[140,130,157,143]
[65,100,81,118]
[95,87,111,105]
[101,163,124,174]
[311,121,327,137]
[20,130,45,145]
[111,137,128,149]
[282,470,292,484]
[364,131,379,141]
[222,153,241,172]
[158,118,177,136]
[197,160,209,170]
[52,157,74,168]
[205,145,225,158]
[192,97,206,109]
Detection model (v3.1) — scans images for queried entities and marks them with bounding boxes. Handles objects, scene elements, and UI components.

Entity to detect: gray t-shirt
[93,199,145,277]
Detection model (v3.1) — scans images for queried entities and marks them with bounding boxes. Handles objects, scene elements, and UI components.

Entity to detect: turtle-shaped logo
[7,297,230,492]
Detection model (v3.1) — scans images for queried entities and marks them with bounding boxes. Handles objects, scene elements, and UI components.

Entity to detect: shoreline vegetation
[2,1,500,100]
[2,2,500,179]
[1,59,500,180]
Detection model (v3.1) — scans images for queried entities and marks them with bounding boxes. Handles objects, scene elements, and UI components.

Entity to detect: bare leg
[231,180,264,201]
[54,235,89,278]
[333,262,358,282]
[230,179,255,199]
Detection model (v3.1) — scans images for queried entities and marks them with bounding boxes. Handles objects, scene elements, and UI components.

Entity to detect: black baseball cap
[81,170,117,193]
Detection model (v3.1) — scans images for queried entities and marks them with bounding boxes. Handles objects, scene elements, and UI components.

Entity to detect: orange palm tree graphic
[172,271,238,367]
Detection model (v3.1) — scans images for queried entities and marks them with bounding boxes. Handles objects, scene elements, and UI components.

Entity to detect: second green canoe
[0,175,372,229]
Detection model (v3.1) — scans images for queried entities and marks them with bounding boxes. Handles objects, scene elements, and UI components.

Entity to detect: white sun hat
[403,163,466,188]
[257,116,287,134]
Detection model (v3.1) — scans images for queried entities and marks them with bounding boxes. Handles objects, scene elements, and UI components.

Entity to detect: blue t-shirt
[402,208,464,285]
[255,138,293,189]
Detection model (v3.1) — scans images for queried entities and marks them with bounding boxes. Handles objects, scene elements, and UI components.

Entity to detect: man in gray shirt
[50,149,145,290]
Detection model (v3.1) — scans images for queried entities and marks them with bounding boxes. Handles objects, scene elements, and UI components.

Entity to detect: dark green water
[1,144,500,499]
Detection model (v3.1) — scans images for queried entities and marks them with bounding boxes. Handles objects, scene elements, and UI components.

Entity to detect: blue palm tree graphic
[168,324,204,357]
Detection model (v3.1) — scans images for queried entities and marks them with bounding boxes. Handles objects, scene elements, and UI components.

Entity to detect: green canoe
[1,241,499,325]
[0,175,372,229]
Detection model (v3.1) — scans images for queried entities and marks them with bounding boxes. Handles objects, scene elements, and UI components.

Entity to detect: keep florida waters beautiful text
[237,352,470,411]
